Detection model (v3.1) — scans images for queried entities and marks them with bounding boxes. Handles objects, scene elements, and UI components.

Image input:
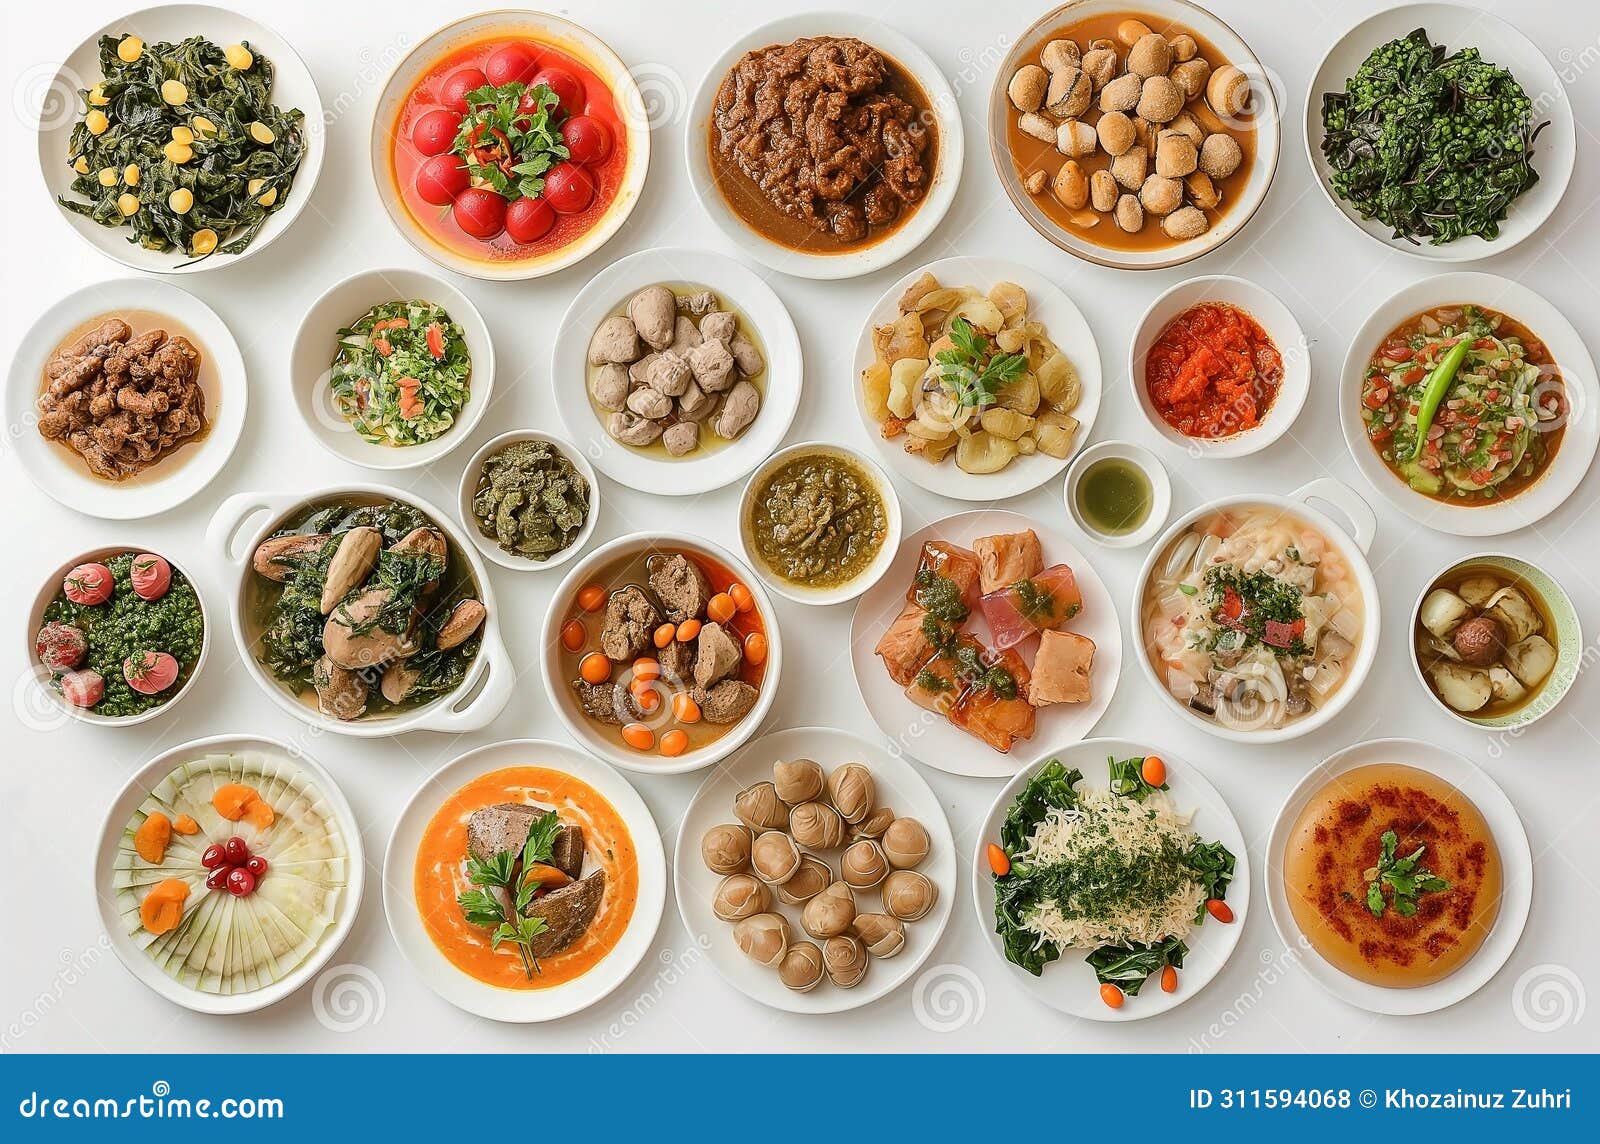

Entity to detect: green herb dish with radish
[987,756,1235,1010]
[1360,304,1566,504]
[330,300,471,446]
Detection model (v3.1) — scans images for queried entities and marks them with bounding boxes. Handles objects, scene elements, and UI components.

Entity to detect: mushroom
[881,818,931,869]
[841,839,890,889]
[699,311,737,345]
[1114,193,1145,232]
[822,935,869,988]
[827,763,875,824]
[789,801,846,850]
[687,338,736,393]
[1503,635,1556,688]
[1156,131,1198,178]
[1096,111,1137,157]
[1090,169,1119,212]
[1136,75,1184,123]
[850,805,896,842]
[587,314,640,366]
[1162,205,1209,239]
[318,526,381,614]
[590,362,630,410]
[313,655,368,721]
[1199,133,1243,179]
[1045,68,1092,118]
[606,411,663,447]
[437,599,486,650]
[323,588,416,670]
[1140,174,1183,216]
[1169,34,1199,63]
[1458,577,1502,608]
[729,334,763,376]
[1111,145,1148,190]
[881,870,938,922]
[778,941,826,992]
[1127,33,1173,78]
[642,352,691,396]
[712,874,770,922]
[1055,120,1097,159]
[1052,159,1089,209]
[1080,47,1118,89]
[252,533,328,581]
[1207,64,1250,118]
[1116,18,1154,46]
[1040,38,1081,72]
[662,422,699,457]
[1024,169,1048,195]
[1488,665,1527,706]
[711,380,761,439]
[701,823,753,875]
[1098,73,1142,113]
[627,286,676,350]
[667,314,703,355]
[773,757,826,804]
[1186,170,1221,208]
[853,913,907,959]
[1428,661,1492,713]
[1419,589,1472,639]
[1483,588,1543,644]
[775,855,833,906]
[801,881,857,940]
[1167,111,1205,147]
[732,913,789,968]
[734,781,789,831]
[750,830,802,885]
[379,660,421,706]
[625,386,673,419]
[1171,58,1211,101]
[1018,111,1056,143]
[1451,616,1506,667]
[1007,64,1048,112]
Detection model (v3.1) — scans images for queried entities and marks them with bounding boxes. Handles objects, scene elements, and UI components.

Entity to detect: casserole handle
[208,492,298,567]
[1290,478,1376,555]
[416,625,514,734]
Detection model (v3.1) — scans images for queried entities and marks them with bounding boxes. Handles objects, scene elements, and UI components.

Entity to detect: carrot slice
[212,783,257,821]
[139,878,190,935]
[243,798,275,829]
[1099,983,1125,1009]
[171,814,199,835]
[134,812,172,864]
[986,842,1011,877]
[520,863,571,889]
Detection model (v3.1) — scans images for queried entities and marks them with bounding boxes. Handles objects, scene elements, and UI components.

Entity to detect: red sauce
[389,35,627,264]
[1146,303,1282,439]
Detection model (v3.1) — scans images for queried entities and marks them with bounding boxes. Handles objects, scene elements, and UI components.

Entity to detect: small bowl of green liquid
[1065,441,1170,548]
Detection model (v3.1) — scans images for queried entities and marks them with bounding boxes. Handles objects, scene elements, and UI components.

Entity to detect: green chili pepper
[1408,339,1472,461]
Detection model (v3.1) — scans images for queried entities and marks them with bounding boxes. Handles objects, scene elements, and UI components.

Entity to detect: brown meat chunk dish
[38,318,206,481]
[466,804,540,862]
[657,639,696,685]
[522,871,606,955]
[974,530,1043,595]
[712,37,933,243]
[694,622,743,688]
[600,586,660,661]
[648,553,711,623]
[571,679,643,725]
[875,603,940,687]
[696,680,760,724]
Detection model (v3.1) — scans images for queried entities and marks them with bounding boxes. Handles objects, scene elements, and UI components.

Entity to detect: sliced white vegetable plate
[971,738,1249,1022]
[37,3,325,274]
[674,726,955,1015]
[1265,738,1531,1016]
[553,246,802,496]
[852,256,1102,501]
[384,738,666,1023]
[6,278,246,519]
[1305,2,1574,262]
[1339,272,1599,536]
[94,734,363,1015]
[850,510,1120,778]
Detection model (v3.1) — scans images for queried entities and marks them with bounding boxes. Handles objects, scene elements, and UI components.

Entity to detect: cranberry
[222,836,250,866]
[244,855,269,879]
[200,843,227,870]
[505,195,555,243]
[440,67,488,114]
[544,162,594,214]
[226,868,256,897]
[562,115,610,164]
[205,866,231,891]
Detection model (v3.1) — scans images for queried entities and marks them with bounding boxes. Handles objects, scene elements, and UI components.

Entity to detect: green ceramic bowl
[1410,552,1582,731]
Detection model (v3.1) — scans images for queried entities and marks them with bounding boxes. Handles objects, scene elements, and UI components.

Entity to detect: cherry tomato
[440,67,488,113]
[505,195,555,243]
[531,66,584,114]
[410,108,460,156]
[452,187,507,239]
[544,162,594,214]
[415,153,468,205]
[562,115,610,164]
[484,43,540,87]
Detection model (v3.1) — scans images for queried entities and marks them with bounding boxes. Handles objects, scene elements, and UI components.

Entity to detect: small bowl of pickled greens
[739,442,901,606]
[460,430,599,572]
[1064,441,1170,550]
[1306,4,1574,260]
[293,267,495,470]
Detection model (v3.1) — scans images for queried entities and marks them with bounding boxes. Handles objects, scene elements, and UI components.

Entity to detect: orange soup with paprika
[1146,302,1282,439]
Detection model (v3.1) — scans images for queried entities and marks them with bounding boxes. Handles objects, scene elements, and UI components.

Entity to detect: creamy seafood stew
[1143,507,1363,731]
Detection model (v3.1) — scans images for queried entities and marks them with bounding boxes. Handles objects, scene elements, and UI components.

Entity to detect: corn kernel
[190,228,218,254]
[224,44,254,70]
[72,156,90,174]
[248,121,275,145]
[88,84,110,107]
[162,141,193,164]
[170,125,194,145]
[123,164,140,186]
[116,193,139,216]
[116,36,143,63]
[85,109,109,135]
[191,116,217,137]
[97,166,118,186]
[160,80,188,106]
[168,188,194,214]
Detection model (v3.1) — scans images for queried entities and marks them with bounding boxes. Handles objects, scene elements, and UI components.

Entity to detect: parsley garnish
[452,81,569,201]
[1363,829,1450,918]
[455,809,564,979]
[934,317,1028,412]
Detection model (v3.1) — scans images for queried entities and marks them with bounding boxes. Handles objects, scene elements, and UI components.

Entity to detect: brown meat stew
[710,36,937,250]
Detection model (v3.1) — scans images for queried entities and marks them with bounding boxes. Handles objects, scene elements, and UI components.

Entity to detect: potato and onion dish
[862,273,1082,476]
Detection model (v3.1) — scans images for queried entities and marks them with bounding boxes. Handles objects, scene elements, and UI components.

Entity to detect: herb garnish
[1202,564,1310,657]
[457,809,564,979]
[453,81,568,201]
[1363,829,1449,918]
[913,566,969,624]
[1108,755,1167,801]
[934,317,1028,412]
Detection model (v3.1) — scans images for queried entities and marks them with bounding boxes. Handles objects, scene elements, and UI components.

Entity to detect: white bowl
[383,738,666,1023]
[291,268,495,471]
[1130,478,1381,744]
[1063,439,1172,549]
[457,429,600,572]
[368,10,649,281]
[540,532,782,775]
[1265,738,1532,1015]
[37,4,325,274]
[1130,275,1309,458]
[1338,272,1599,537]
[686,13,963,280]
[1305,2,1575,261]
[852,255,1103,502]
[989,0,1281,271]
[207,484,514,737]
[24,545,210,729]
[849,509,1122,779]
[971,738,1249,1021]
[94,734,364,1015]
[553,246,802,496]
[6,278,246,519]
[737,441,902,607]
[674,726,955,1015]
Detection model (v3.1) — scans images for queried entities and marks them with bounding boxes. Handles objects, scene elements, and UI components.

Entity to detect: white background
[2,0,1597,1053]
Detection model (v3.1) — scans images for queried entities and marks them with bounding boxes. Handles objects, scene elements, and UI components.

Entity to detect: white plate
[1305,3,1575,261]
[37,4,325,274]
[1339,272,1599,536]
[383,738,666,1023]
[6,278,246,519]
[970,738,1249,1021]
[1129,275,1310,459]
[849,510,1121,778]
[686,13,963,280]
[290,268,495,471]
[1265,737,1532,1016]
[368,9,649,281]
[93,734,363,1015]
[457,429,600,572]
[852,256,1102,502]
[674,726,955,1015]
[553,247,802,496]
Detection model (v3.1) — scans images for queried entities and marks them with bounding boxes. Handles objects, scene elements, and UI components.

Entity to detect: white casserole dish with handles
[1130,477,1381,744]
[206,484,514,737]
